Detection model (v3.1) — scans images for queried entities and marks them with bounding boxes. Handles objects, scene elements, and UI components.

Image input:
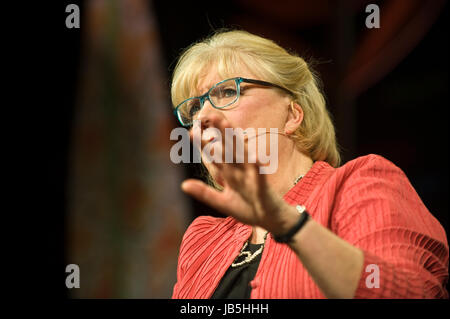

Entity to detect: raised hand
[181,115,298,235]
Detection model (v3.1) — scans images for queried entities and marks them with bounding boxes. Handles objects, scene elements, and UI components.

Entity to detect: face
[192,64,294,185]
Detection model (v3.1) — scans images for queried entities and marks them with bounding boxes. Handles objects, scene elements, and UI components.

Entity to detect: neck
[266,146,314,197]
[250,146,314,244]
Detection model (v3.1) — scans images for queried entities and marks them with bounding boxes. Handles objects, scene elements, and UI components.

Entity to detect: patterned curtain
[67,0,190,298]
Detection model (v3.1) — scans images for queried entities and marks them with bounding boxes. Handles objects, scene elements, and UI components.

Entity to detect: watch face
[296,205,306,213]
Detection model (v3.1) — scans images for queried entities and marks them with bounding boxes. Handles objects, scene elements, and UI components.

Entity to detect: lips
[202,128,221,144]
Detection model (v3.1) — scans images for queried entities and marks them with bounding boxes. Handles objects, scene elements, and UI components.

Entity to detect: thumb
[181,179,224,209]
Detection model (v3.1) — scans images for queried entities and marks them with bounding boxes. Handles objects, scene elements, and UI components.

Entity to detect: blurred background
[42,0,448,298]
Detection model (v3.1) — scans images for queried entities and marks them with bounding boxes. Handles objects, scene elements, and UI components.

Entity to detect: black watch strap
[273,205,310,243]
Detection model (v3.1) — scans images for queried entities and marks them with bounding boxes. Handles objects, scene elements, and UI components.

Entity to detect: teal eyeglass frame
[173,77,293,127]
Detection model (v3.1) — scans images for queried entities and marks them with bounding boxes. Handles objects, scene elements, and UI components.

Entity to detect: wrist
[271,204,309,240]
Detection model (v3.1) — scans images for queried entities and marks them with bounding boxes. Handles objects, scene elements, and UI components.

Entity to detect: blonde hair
[171,29,341,176]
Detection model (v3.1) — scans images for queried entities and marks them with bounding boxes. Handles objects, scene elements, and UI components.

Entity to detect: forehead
[174,49,269,106]
[194,63,259,95]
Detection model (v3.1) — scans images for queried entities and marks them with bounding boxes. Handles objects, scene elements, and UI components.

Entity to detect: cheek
[230,99,285,130]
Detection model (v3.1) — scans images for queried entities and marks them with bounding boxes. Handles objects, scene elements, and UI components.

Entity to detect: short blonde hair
[171,29,341,169]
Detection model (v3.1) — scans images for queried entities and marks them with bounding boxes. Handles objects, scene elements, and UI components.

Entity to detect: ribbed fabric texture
[172,154,449,299]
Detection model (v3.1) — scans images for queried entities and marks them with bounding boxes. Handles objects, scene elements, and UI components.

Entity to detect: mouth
[201,129,221,144]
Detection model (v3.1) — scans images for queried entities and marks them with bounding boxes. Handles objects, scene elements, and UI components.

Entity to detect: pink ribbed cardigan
[172,154,449,298]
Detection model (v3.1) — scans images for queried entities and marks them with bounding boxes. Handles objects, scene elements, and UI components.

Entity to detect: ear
[284,101,303,135]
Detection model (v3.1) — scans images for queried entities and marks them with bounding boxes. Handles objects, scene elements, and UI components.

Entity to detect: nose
[196,98,223,129]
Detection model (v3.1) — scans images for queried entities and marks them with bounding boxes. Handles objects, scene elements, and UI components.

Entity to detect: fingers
[181,178,259,225]
[180,179,231,214]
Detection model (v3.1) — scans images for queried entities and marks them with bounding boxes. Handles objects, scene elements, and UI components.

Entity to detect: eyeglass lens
[177,79,239,126]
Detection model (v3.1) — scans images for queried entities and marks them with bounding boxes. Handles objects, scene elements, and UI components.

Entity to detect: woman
[170,30,448,298]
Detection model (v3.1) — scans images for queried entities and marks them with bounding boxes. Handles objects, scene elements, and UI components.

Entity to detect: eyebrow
[198,86,210,95]
[190,83,210,98]
[200,78,222,94]
[192,83,214,99]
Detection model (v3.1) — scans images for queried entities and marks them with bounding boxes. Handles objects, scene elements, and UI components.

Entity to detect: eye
[222,88,237,98]
[212,86,237,99]
[188,100,201,117]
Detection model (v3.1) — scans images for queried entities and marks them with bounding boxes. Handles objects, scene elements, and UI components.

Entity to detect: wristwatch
[273,205,310,243]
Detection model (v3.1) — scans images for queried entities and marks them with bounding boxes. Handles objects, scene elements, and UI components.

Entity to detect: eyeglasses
[173,77,293,127]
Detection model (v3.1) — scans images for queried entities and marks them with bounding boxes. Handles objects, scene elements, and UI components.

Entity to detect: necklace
[231,232,269,268]
[294,161,315,185]
[294,174,304,185]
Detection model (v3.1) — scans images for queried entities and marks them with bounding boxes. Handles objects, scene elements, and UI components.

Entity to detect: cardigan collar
[283,160,334,205]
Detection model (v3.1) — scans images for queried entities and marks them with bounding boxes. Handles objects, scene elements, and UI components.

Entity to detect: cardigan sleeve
[332,154,448,298]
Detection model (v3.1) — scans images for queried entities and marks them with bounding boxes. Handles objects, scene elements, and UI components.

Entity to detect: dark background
[21,0,448,298]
